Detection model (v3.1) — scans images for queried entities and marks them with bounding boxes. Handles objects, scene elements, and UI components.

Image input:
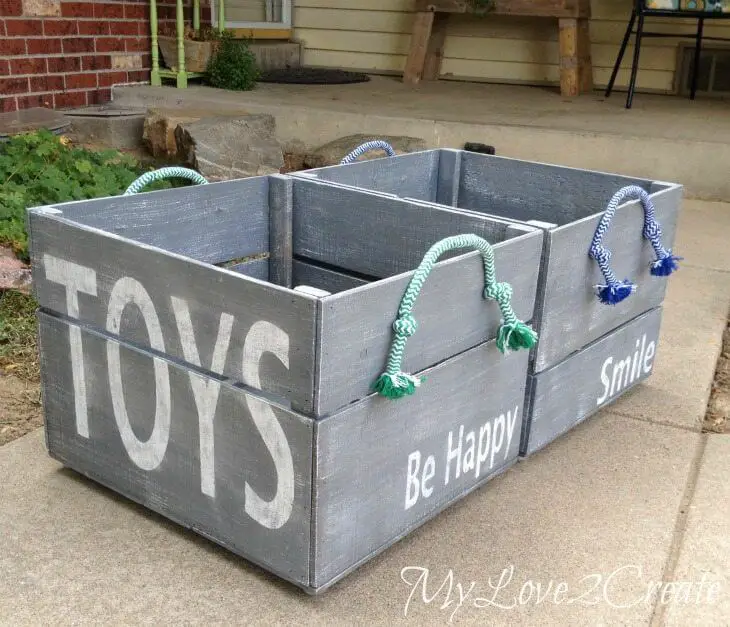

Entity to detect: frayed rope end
[596,280,636,306]
[650,254,682,277]
[496,321,538,354]
[373,372,423,399]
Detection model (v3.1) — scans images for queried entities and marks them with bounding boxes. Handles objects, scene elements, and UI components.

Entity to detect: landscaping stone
[65,106,146,150]
[0,247,31,294]
[0,107,69,140]
[175,114,284,180]
[303,134,427,169]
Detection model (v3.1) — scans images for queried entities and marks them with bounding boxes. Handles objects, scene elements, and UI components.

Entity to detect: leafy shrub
[0,130,172,260]
[207,33,259,91]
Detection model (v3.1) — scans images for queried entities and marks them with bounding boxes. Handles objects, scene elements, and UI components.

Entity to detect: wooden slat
[525,307,663,455]
[559,17,580,96]
[39,312,314,586]
[44,177,270,266]
[29,209,318,413]
[403,11,436,84]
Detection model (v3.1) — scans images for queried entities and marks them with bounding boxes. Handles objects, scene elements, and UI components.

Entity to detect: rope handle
[340,140,396,165]
[373,234,537,400]
[588,185,682,306]
[123,167,209,196]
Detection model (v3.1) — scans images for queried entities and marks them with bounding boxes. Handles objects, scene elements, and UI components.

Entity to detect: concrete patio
[1,196,728,625]
[112,77,730,201]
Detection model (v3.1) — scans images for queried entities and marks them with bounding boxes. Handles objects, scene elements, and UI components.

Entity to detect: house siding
[292,0,730,92]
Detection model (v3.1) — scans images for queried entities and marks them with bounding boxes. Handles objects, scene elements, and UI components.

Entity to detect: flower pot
[158,36,218,73]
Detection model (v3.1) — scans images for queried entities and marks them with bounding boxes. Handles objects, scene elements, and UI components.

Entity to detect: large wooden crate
[29,175,543,592]
[294,150,683,453]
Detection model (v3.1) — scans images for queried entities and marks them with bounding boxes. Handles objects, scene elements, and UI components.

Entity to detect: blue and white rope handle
[589,185,682,305]
[340,140,396,165]
[124,167,209,195]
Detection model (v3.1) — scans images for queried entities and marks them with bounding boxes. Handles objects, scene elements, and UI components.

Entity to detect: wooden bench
[403,0,593,97]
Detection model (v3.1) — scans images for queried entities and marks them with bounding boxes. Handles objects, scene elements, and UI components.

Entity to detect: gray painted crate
[294,149,683,373]
[29,174,543,592]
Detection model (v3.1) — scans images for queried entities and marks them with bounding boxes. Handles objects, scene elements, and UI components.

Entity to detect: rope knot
[393,314,418,337]
[484,281,512,303]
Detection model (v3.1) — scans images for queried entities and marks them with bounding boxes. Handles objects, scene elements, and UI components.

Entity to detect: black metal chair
[606,1,730,109]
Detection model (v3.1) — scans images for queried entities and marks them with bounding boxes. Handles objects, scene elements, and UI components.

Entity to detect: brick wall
[0,0,211,112]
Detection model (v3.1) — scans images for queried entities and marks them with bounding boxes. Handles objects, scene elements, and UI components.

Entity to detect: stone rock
[303,134,428,169]
[65,106,146,150]
[142,108,251,159]
[175,114,284,180]
[0,247,31,294]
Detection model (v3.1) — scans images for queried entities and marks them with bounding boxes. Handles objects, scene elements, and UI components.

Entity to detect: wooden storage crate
[294,150,683,454]
[29,175,543,592]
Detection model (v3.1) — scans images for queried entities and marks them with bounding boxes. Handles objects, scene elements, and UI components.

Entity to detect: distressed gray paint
[29,210,318,412]
[315,228,543,415]
[228,258,270,281]
[38,312,313,585]
[523,307,663,456]
[292,150,682,372]
[533,185,680,371]
[291,260,369,295]
[39,177,270,265]
[268,175,293,288]
[292,178,528,280]
[313,339,529,588]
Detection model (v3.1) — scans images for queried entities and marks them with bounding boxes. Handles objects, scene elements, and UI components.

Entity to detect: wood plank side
[294,151,440,202]
[291,260,370,295]
[578,18,594,92]
[524,307,663,455]
[559,18,579,97]
[403,11,435,85]
[315,229,543,415]
[29,211,318,413]
[423,11,449,80]
[40,177,270,266]
[292,178,519,280]
[39,313,314,586]
[534,185,682,371]
[313,339,529,588]
[417,0,591,17]
[269,175,294,289]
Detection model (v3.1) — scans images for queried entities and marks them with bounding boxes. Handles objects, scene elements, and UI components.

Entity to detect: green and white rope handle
[374,233,538,400]
[123,167,209,195]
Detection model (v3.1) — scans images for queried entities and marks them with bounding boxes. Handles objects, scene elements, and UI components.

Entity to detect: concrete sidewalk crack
[649,433,708,627]
[610,410,703,434]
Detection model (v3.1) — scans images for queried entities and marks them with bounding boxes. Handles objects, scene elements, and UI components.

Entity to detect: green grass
[0,290,39,381]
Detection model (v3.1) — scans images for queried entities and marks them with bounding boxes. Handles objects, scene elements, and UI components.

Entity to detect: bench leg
[578,18,593,93]
[423,12,449,81]
[558,18,579,97]
[404,11,435,85]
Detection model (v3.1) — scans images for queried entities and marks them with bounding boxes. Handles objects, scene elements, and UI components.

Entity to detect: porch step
[248,41,301,72]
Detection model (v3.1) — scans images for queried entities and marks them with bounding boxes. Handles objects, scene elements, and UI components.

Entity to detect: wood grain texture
[29,210,318,413]
[313,338,529,588]
[559,18,579,97]
[294,151,441,203]
[292,176,523,280]
[315,228,543,415]
[228,258,270,281]
[38,312,314,585]
[41,177,271,266]
[403,11,435,85]
[523,307,663,455]
[291,260,370,295]
[415,0,591,18]
[269,175,293,289]
[533,185,680,371]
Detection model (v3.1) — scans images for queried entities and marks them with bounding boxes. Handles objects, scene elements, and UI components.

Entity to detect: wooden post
[150,0,161,86]
[403,11,435,85]
[577,18,593,93]
[423,12,449,81]
[558,17,579,97]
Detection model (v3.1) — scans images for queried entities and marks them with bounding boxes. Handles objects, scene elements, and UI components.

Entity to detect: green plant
[206,33,259,91]
[470,0,495,13]
[0,130,173,260]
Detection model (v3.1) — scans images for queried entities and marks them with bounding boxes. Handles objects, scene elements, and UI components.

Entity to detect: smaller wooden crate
[30,175,543,592]
[294,150,683,373]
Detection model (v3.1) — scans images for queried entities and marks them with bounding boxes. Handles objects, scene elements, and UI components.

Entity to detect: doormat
[258,68,371,85]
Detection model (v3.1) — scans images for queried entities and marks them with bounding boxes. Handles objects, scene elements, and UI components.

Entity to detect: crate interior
[300,149,673,228]
[55,174,532,297]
